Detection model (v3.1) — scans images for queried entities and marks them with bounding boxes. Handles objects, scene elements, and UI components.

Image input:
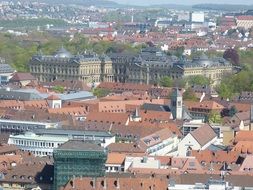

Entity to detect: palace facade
[110,47,233,85]
[29,47,233,86]
[29,47,114,84]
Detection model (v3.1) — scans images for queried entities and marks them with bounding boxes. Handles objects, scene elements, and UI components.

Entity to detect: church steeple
[170,88,183,120]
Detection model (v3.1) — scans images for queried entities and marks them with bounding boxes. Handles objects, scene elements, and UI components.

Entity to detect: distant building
[190,12,205,23]
[236,15,253,29]
[0,87,95,101]
[0,63,15,84]
[110,48,233,85]
[9,72,36,87]
[53,140,107,190]
[29,47,113,84]
[178,124,217,156]
[8,129,115,157]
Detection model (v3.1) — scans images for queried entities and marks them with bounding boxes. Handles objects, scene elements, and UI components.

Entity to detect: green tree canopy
[208,111,222,124]
[159,76,173,87]
[52,85,65,93]
[186,75,211,86]
[183,88,198,101]
[93,88,111,98]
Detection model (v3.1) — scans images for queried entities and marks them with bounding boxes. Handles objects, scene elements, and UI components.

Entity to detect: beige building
[29,47,113,84]
[111,48,233,86]
[178,54,233,85]
[236,15,253,29]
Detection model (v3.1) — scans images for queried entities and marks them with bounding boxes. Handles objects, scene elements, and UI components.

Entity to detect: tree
[216,82,233,100]
[183,88,198,101]
[208,111,222,124]
[159,76,173,87]
[52,85,65,93]
[93,88,110,98]
[186,75,210,86]
[174,46,185,57]
[228,106,238,117]
[223,48,240,65]
[173,78,186,88]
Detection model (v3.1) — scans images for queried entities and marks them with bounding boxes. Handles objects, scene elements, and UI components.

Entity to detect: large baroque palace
[29,47,233,85]
[111,47,233,85]
[29,47,114,83]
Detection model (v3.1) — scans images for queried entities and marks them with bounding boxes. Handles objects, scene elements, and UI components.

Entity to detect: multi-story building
[236,15,253,29]
[0,63,15,84]
[29,47,114,84]
[8,129,115,157]
[111,47,233,85]
[53,140,107,190]
[0,119,59,133]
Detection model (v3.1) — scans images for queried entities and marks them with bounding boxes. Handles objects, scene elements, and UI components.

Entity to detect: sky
[112,0,253,5]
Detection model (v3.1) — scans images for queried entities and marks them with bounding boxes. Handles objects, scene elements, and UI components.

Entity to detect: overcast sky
[112,0,253,5]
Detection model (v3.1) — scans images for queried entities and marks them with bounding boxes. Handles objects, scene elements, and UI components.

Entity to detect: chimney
[250,104,253,131]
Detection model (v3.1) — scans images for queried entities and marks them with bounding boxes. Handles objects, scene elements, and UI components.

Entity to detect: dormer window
[144,139,151,145]
[152,136,160,141]
[12,175,17,179]
[20,175,25,180]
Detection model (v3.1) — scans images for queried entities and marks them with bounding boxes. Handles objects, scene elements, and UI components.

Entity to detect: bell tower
[171,88,183,120]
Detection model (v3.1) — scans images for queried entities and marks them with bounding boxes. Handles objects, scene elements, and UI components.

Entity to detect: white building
[105,153,125,173]
[178,124,217,156]
[8,129,115,157]
[169,179,240,190]
[0,63,15,84]
[124,156,160,171]
[191,12,205,23]
[138,128,180,156]
[0,119,59,132]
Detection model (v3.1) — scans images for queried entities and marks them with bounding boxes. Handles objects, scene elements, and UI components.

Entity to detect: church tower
[171,88,183,120]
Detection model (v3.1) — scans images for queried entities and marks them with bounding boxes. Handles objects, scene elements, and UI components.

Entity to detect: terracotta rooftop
[62,176,168,190]
[0,144,19,155]
[41,80,91,91]
[106,153,126,165]
[86,112,129,125]
[234,131,253,143]
[237,15,253,20]
[191,150,240,164]
[46,94,61,100]
[232,141,253,154]
[185,100,224,110]
[139,128,175,150]
[9,72,36,82]
[190,124,217,147]
[107,143,145,154]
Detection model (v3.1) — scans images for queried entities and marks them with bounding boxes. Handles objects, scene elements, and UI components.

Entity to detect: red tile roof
[237,16,253,20]
[10,72,36,82]
[106,153,126,165]
[190,124,217,146]
[47,95,61,100]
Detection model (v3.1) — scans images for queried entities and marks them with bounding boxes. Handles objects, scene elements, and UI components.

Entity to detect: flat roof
[33,128,113,137]
[9,132,69,142]
[57,140,104,151]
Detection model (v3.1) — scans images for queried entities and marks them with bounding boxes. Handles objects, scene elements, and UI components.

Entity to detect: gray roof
[0,88,96,101]
[57,140,104,151]
[190,124,217,146]
[54,47,72,58]
[0,64,14,73]
[141,103,171,112]
[33,128,113,138]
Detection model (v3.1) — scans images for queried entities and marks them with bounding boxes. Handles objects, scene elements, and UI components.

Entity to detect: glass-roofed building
[53,140,107,190]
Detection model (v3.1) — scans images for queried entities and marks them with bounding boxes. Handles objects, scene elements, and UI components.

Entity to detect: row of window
[13,139,62,148]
